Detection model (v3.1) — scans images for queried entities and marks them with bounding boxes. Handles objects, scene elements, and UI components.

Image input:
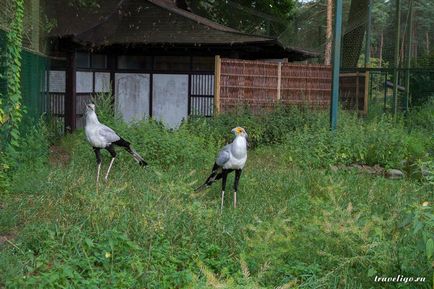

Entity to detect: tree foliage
[187,0,296,38]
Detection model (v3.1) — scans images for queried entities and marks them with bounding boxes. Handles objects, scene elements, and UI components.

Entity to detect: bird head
[231,127,247,137]
[86,103,96,113]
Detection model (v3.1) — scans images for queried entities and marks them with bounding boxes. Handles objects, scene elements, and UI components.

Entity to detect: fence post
[330,0,343,130]
[392,0,401,115]
[214,55,221,114]
[364,71,369,114]
[404,0,413,113]
[277,62,282,101]
[65,51,76,132]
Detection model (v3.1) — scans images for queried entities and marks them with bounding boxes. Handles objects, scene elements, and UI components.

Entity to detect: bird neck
[233,135,247,149]
[85,111,100,126]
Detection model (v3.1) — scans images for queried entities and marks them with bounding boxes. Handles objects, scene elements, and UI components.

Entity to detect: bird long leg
[221,170,228,213]
[104,158,115,181]
[105,145,117,182]
[234,169,242,208]
[96,163,101,187]
[93,148,102,190]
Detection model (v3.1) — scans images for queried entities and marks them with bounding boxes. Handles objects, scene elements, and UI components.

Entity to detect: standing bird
[84,103,147,187]
[195,127,248,211]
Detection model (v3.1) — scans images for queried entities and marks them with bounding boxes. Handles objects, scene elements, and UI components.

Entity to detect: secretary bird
[84,103,147,186]
[195,127,248,211]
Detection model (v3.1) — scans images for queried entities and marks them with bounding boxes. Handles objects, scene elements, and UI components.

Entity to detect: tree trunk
[324,0,333,65]
[379,32,383,67]
[342,0,369,68]
[30,0,40,52]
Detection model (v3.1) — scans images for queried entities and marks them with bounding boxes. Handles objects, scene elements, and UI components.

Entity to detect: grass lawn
[0,107,432,288]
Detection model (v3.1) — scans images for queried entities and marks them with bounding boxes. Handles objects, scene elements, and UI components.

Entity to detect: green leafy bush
[0,105,432,289]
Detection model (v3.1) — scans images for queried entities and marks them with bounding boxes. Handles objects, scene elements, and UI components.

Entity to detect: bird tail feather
[129,146,147,167]
[114,138,147,167]
[195,163,221,192]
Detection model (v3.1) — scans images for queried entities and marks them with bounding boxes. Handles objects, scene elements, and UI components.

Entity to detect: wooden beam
[277,62,282,101]
[214,55,221,114]
[355,71,359,110]
[364,71,369,114]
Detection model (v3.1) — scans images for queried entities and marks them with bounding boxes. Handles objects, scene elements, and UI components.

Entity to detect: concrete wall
[115,73,150,123]
[47,70,193,129]
[152,74,188,129]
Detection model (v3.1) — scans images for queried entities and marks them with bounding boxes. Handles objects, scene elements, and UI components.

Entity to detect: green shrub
[0,105,432,289]
[1,118,50,194]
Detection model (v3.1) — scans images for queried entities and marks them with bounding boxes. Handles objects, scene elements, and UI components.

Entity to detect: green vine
[0,0,24,190]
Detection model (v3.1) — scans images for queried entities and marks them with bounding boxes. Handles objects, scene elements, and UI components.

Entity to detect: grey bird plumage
[195,127,248,211]
[84,103,147,187]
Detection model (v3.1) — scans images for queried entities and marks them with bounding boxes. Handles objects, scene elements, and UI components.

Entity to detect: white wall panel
[95,72,110,92]
[115,73,150,122]
[152,74,188,129]
[76,71,93,93]
[48,70,65,93]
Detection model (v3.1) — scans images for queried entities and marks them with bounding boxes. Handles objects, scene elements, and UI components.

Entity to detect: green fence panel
[0,28,49,125]
[21,49,49,121]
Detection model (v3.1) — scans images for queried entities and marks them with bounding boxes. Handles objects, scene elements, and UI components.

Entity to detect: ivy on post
[1,0,24,149]
[0,0,24,190]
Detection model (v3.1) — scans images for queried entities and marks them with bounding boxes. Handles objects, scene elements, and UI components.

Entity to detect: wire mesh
[190,0,433,111]
[289,0,434,111]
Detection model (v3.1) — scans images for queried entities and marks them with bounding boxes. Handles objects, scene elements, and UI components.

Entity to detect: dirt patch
[0,233,16,246]
[0,203,16,246]
[49,145,71,167]
[331,164,385,175]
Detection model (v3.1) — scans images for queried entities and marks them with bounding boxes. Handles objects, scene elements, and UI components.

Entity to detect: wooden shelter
[46,0,318,130]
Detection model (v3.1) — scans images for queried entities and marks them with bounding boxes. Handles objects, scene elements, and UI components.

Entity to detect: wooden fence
[215,57,368,114]
[340,72,368,113]
[216,57,332,113]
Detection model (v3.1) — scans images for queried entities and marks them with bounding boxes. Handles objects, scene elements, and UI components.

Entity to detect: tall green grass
[0,105,432,288]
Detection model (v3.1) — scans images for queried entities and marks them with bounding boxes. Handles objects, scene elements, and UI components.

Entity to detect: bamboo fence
[215,57,368,114]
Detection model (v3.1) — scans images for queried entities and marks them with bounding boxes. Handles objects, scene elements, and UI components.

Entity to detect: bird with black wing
[195,127,248,211]
[84,103,147,188]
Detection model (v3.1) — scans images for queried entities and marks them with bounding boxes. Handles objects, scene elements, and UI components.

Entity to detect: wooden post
[277,62,282,101]
[392,0,401,115]
[404,0,413,113]
[31,0,40,51]
[65,51,76,132]
[324,0,333,65]
[355,71,359,110]
[214,55,221,114]
[364,71,369,114]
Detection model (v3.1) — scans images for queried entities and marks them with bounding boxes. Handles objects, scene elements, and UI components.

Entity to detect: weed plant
[0,102,432,288]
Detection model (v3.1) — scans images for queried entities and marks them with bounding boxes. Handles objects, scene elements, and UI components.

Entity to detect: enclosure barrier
[215,57,368,114]
[0,28,49,124]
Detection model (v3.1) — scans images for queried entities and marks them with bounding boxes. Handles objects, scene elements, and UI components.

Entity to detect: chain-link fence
[286,0,434,113]
[189,0,434,114]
